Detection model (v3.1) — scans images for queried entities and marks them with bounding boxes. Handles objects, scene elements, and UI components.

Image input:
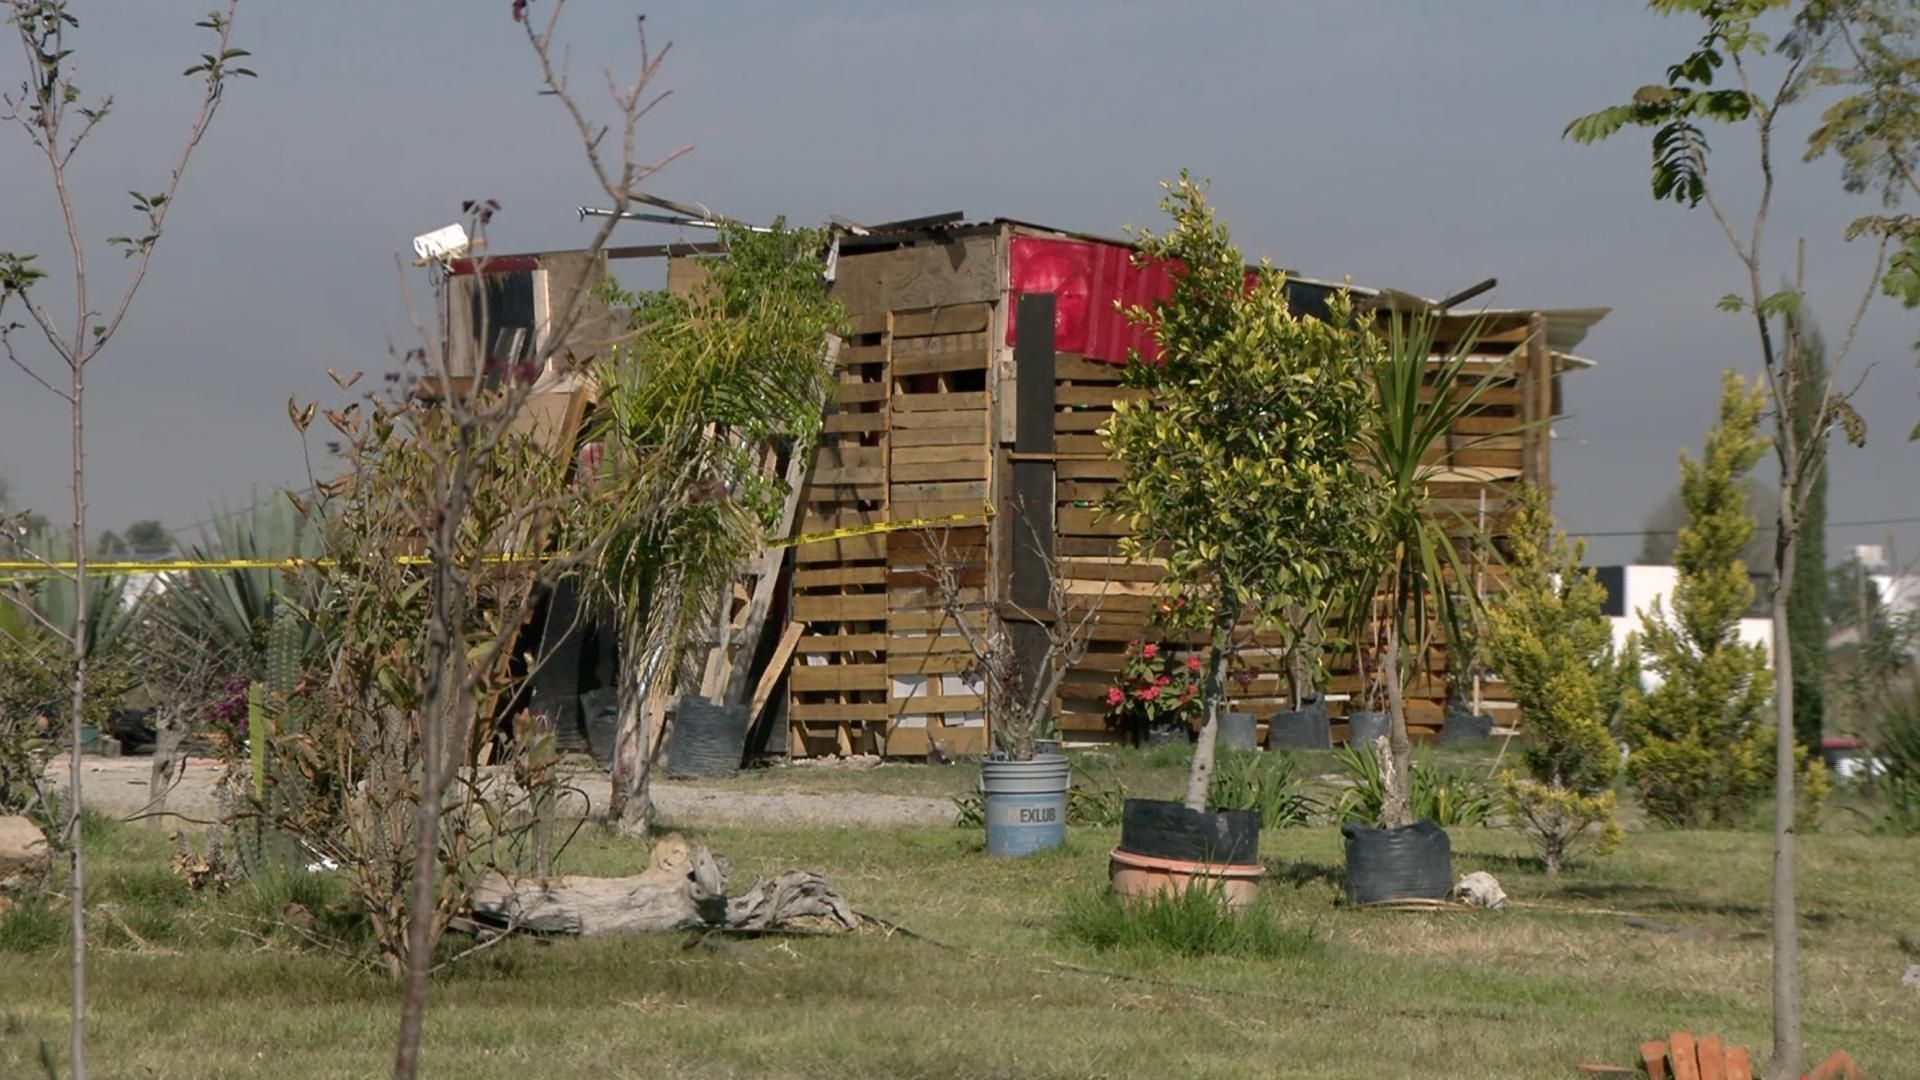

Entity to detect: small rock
[1903,964,1920,989]
[1455,870,1507,909]
[0,815,51,894]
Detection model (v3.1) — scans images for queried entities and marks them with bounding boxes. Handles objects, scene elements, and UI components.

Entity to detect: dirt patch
[42,755,957,830]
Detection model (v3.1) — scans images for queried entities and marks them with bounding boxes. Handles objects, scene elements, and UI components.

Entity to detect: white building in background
[1592,565,1773,689]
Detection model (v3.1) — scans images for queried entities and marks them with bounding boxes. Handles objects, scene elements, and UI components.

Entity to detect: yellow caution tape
[0,505,996,578]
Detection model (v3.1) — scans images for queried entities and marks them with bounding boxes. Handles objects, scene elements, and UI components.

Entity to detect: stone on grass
[0,815,51,894]
[1903,964,1920,989]
[1455,870,1507,909]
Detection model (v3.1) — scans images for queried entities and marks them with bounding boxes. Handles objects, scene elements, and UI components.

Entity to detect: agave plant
[5,528,139,660]
[1348,310,1501,830]
[138,492,326,722]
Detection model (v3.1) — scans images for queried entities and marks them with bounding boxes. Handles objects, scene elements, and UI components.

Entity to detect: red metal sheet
[1005,235,1257,366]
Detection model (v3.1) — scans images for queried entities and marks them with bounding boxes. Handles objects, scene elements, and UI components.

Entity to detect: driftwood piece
[466,832,855,937]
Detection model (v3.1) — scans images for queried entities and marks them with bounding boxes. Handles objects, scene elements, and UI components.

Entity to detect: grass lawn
[3,802,1917,1078]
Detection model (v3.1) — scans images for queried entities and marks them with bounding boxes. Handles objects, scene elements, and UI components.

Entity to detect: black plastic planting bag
[1266,701,1331,750]
[1217,712,1258,752]
[1346,710,1389,749]
[1341,819,1452,905]
[665,696,751,779]
[1119,799,1260,865]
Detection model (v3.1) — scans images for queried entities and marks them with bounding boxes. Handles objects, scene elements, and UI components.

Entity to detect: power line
[1566,514,1920,539]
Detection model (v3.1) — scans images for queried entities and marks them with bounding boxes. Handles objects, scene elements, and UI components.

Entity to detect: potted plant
[1267,601,1334,750]
[927,530,1100,857]
[1105,634,1202,748]
[1339,309,1498,905]
[1102,174,1382,909]
[1344,591,1393,751]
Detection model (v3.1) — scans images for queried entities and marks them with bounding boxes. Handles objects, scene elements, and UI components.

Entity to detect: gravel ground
[41,755,957,830]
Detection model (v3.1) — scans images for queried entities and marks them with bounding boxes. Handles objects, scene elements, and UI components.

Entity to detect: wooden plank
[891,303,992,337]
[890,458,987,484]
[812,463,887,485]
[888,608,988,632]
[747,622,804,726]
[1057,458,1127,480]
[889,480,987,503]
[794,534,886,563]
[1058,506,1128,537]
[788,663,887,692]
[893,390,987,412]
[1695,1036,1726,1080]
[893,349,991,377]
[794,566,889,588]
[807,483,886,504]
[834,381,888,405]
[892,443,984,465]
[1722,1046,1751,1080]
[887,692,985,716]
[1667,1033,1701,1080]
[889,499,989,521]
[889,408,987,431]
[813,444,885,469]
[795,631,887,653]
[1056,353,1124,381]
[788,701,888,723]
[1057,385,1148,408]
[886,651,974,675]
[842,312,888,337]
[892,425,988,447]
[1640,1040,1672,1080]
[839,343,887,365]
[823,411,884,435]
[792,594,888,622]
[890,330,990,357]
[1054,410,1113,433]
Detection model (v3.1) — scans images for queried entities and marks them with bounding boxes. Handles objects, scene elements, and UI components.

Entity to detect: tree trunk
[1767,524,1801,1080]
[608,630,660,835]
[67,354,88,1080]
[1379,629,1414,830]
[1182,613,1234,812]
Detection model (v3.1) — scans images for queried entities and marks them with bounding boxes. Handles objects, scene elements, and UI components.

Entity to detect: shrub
[1207,749,1317,828]
[1872,680,1920,835]
[1483,486,1630,873]
[1620,374,1778,827]
[1055,882,1320,959]
[1332,744,1494,828]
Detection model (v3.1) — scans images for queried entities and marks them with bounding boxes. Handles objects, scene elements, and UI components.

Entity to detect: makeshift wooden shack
[451,217,1606,759]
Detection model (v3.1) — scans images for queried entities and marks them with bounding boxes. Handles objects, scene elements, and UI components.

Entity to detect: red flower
[1141,685,1162,701]
[1142,643,1159,660]
[1186,655,1202,672]
[1155,675,1171,687]
[1105,686,1124,706]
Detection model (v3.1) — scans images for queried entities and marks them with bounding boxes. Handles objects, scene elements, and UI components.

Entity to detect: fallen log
[467,832,856,937]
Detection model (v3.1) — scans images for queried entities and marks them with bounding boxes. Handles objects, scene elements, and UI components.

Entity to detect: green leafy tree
[1485,486,1631,874]
[1568,6,1886,1071]
[1103,174,1382,812]
[1621,373,1776,826]
[592,219,842,833]
[1349,313,1501,829]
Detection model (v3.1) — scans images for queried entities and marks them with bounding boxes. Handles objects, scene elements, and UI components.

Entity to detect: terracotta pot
[1107,847,1264,911]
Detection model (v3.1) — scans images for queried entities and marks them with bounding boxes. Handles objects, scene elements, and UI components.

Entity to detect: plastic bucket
[1217,712,1258,752]
[1346,710,1389,749]
[981,754,1070,857]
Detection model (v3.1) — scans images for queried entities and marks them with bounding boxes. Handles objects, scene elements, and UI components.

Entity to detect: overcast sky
[1,1,1915,567]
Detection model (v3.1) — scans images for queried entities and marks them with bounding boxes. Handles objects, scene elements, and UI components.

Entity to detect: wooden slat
[795,631,887,652]
[822,411,884,435]
[890,458,987,483]
[887,692,984,716]
[839,344,887,365]
[794,534,886,563]
[1695,1036,1726,1080]
[807,483,886,503]
[1057,385,1148,408]
[889,408,987,431]
[889,480,987,503]
[834,381,888,405]
[886,651,974,675]
[893,391,987,412]
[1667,1034,1701,1080]
[792,594,888,622]
[893,349,991,377]
[789,701,887,722]
[891,303,992,337]
[1056,354,1124,381]
[1058,506,1129,537]
[1722,1046,1751,1080]
[1640,1041,1671,1080]
[794,566,888,588]
[889,330,989,357]
[813,445,884,469]
[788,663,887,692]
[893,425,991,447]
